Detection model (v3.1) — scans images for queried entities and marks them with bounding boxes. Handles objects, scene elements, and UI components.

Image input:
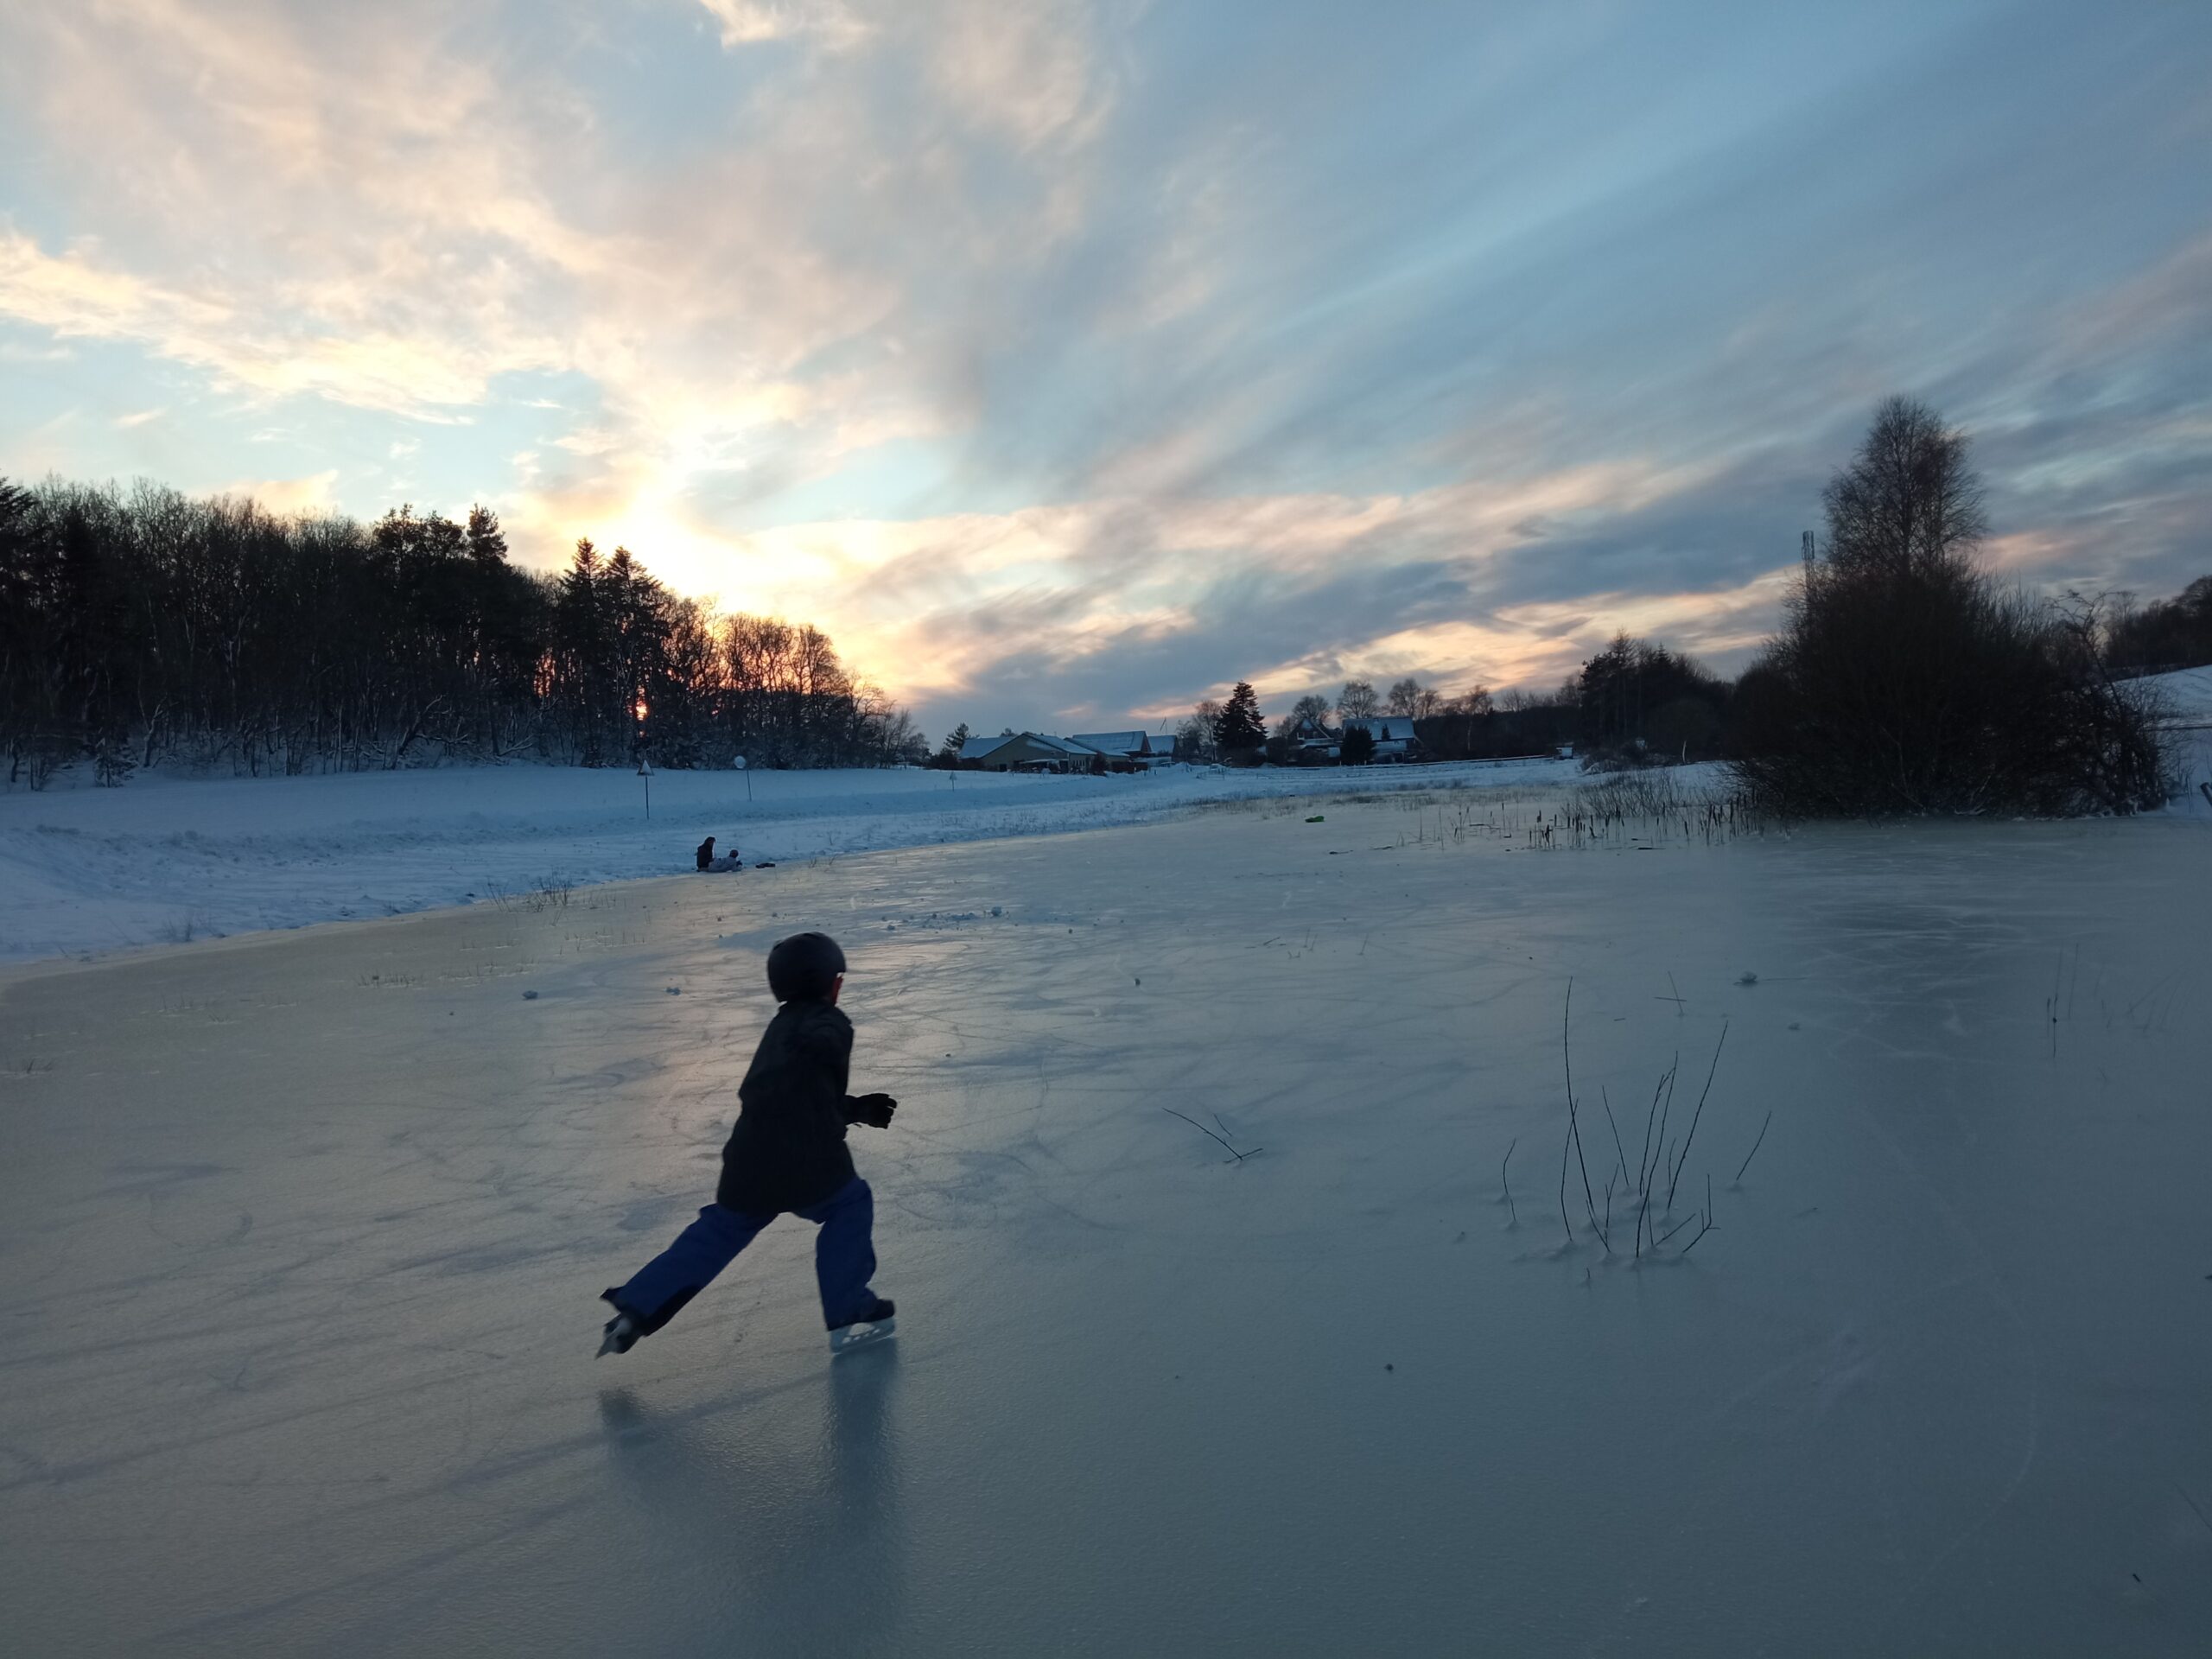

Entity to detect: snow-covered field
[2144,663,2212,728]
[0,755,1579,963]
[5,662,2206,967]
[2,787,2209,1655]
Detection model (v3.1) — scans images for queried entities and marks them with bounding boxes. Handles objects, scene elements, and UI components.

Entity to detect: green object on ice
[1305,814,1325,823]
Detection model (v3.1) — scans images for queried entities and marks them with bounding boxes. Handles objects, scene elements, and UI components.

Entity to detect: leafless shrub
[526,875,575,912]
[1730,398,2169,817]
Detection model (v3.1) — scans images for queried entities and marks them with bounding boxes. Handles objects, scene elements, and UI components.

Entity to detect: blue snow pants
[610,1176,877,1335]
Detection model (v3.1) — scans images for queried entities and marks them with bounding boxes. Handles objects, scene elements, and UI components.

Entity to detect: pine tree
[1213,681,1265,754]
[555,539,613,763]
[463,505,507,566]
[0,473,925,782]
[941,721,969,755]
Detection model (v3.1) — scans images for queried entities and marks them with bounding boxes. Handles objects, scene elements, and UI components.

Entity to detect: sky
[2,0,2207,738]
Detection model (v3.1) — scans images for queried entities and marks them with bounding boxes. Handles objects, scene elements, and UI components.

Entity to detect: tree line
[2104,577,2212,677]
[1166,658,1679,768]
[0,476,925,787]
[1163,399,2193,814]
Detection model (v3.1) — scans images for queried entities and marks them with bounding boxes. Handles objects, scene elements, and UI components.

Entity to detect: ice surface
[0,755,1575,962]
[2,791,2209,1655]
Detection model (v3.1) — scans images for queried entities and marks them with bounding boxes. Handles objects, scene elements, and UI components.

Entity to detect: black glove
[853,1092,898,1128]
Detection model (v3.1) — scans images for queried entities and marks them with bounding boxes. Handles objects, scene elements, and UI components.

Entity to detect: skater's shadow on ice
[595,1355,905,1643]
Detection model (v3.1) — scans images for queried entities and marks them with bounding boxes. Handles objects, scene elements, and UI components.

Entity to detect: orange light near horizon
[635,700,650,721]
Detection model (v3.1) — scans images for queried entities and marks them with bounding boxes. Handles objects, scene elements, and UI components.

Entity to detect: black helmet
[766,931,845,1002]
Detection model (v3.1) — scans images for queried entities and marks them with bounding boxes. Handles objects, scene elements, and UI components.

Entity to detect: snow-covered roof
[1071,731,1147,755]
[962,732,1103,763]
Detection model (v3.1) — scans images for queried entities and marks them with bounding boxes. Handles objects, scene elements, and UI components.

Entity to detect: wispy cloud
[0,0,2206,731]
[695,1,871,52]
[213,467,340,515]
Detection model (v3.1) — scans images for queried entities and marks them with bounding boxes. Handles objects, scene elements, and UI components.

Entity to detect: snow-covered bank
[3,797,2209,1653]
[2138,664,2212,820]
[0,756,1573,962]
[2139,663,2212,728]
[8,657,2207,963]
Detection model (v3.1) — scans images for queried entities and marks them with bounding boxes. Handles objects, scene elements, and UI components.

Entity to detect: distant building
[1287,715,1339,763]
[968,733,1103,773]
[1339,715,1423,762]
[1071,730,1147,767]
[1071,731,1179,769]
[959,733,1019,766]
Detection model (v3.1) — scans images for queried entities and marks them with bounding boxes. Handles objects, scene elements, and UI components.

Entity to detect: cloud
[0,232,522,420]
[695,1,870,51]
[0,0,1147,568]
[1,0,2207,734]
[0,231,229,340]
[213,467,340,515]
[505,449,1755,725]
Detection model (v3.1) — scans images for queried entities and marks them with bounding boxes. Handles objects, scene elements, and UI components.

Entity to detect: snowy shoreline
[0,755,1582,963]
[7,661,2204,966]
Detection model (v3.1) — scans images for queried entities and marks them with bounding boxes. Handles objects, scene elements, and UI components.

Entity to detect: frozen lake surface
[2,791,2209,1654]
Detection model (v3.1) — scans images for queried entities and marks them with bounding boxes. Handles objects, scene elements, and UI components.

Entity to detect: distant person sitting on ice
[597,931,899,1357]
[696,835,716,871]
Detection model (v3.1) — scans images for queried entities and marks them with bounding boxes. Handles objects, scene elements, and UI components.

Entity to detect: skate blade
[829,1317,895,1355]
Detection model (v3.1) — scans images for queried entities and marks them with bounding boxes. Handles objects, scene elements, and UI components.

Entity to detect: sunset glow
[2,1,2206,734]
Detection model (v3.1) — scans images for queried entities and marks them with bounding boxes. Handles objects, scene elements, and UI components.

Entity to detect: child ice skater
[598,931,899,1357]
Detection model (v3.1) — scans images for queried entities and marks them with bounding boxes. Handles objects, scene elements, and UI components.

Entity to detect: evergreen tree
[0,474,919,784]
[1213,681,1265,754]
[554,539,614,763]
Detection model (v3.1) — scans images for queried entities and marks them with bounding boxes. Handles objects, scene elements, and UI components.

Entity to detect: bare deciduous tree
[1732,399,2166,816]
[1820,396,1989,581]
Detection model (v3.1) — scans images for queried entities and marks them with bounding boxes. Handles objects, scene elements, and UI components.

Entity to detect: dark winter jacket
[716,999,868,1215]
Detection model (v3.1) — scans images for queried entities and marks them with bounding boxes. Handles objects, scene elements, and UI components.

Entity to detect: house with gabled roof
[1287,714,1340,763]
[967,732,1103,772]
[1068,732,1141,772]
[1071,730,1182,770]
[1071,730,1146,760]
[1339,715,1423,762]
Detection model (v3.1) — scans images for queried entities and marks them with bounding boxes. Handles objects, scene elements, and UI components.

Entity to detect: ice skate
[829,1296,895,1355]
[597,1309,641,1357]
